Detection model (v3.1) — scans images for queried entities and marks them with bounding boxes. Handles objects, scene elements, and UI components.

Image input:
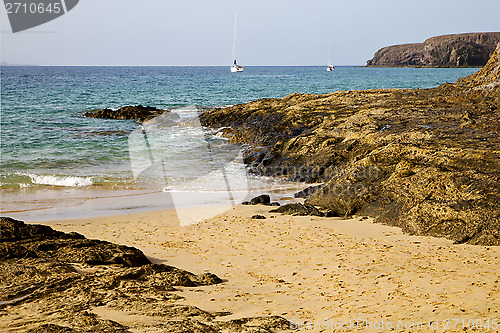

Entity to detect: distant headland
[366,32,500,67]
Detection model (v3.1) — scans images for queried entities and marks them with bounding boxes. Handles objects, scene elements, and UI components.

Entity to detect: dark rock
[367,32,500,67]
[0,217,150,267]
[323,210,340,217]
[249,195,271,205]
[200,43,500,245]
[0,216,79,242]
[269,203,325,217]
[269,202,281,206]
[251,215,267,219]
[83,105,167,122]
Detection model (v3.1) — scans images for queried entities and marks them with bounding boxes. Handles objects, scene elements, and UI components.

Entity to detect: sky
[1,0,500,66]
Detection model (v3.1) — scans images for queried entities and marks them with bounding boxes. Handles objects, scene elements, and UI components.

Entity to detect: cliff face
[200,43,500,246]
[456,41,500,100]
[367,32,500,67]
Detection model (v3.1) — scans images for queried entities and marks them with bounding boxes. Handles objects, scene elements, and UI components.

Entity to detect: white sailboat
[231,14,244,73]
[327,40,335,71]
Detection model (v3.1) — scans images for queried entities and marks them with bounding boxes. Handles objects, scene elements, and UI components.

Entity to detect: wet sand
[44,205,499,332]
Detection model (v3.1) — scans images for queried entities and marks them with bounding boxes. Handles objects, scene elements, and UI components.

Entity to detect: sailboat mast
[328,40,332,66]
[232,14,237,63]
[230,14,244,72]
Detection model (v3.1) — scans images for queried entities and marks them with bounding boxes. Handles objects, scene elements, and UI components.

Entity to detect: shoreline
[34,204,500,332]
[1,176,307,223]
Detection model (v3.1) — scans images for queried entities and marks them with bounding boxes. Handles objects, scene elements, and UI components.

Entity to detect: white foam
[212,127,231,140]
[27,174,93,187]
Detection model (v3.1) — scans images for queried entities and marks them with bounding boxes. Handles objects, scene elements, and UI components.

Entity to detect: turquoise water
[1,65,479,191]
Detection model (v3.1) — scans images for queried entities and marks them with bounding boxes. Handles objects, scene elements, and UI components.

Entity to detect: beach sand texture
[31,205,500,332]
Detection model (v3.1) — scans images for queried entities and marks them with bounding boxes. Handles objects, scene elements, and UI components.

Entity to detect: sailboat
[327,40,335,71]
[231,14,244,73]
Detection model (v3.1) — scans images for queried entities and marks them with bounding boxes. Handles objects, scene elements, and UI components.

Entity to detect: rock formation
[0,217,289,332]
[367,32,500,67]
[84,105,168,122]
[200,43,500,246]
[0,217,151,266]
[269,203,332,217]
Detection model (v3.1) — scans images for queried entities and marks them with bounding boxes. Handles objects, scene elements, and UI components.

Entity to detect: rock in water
[366,32,500,67]
[83,105,167,122]
[200,43,500,245]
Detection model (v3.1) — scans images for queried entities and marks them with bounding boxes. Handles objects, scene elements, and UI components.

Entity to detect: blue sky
[1,0,500,66]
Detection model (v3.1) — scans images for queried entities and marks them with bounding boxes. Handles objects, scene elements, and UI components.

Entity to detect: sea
[0,66,479,223]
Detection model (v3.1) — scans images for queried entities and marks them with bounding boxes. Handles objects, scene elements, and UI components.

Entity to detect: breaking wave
[27,174,94,187]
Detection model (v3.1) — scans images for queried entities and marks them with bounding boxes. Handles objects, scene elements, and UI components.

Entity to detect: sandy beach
[40,204,499,332]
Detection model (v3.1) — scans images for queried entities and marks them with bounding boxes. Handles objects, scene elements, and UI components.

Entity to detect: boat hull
[231,66,244,72]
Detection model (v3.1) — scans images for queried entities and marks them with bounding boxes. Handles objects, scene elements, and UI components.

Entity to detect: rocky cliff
[200,43,500,246]
[366,32,500,67]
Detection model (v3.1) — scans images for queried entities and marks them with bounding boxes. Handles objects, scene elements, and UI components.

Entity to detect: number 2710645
[5,2,62,14]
